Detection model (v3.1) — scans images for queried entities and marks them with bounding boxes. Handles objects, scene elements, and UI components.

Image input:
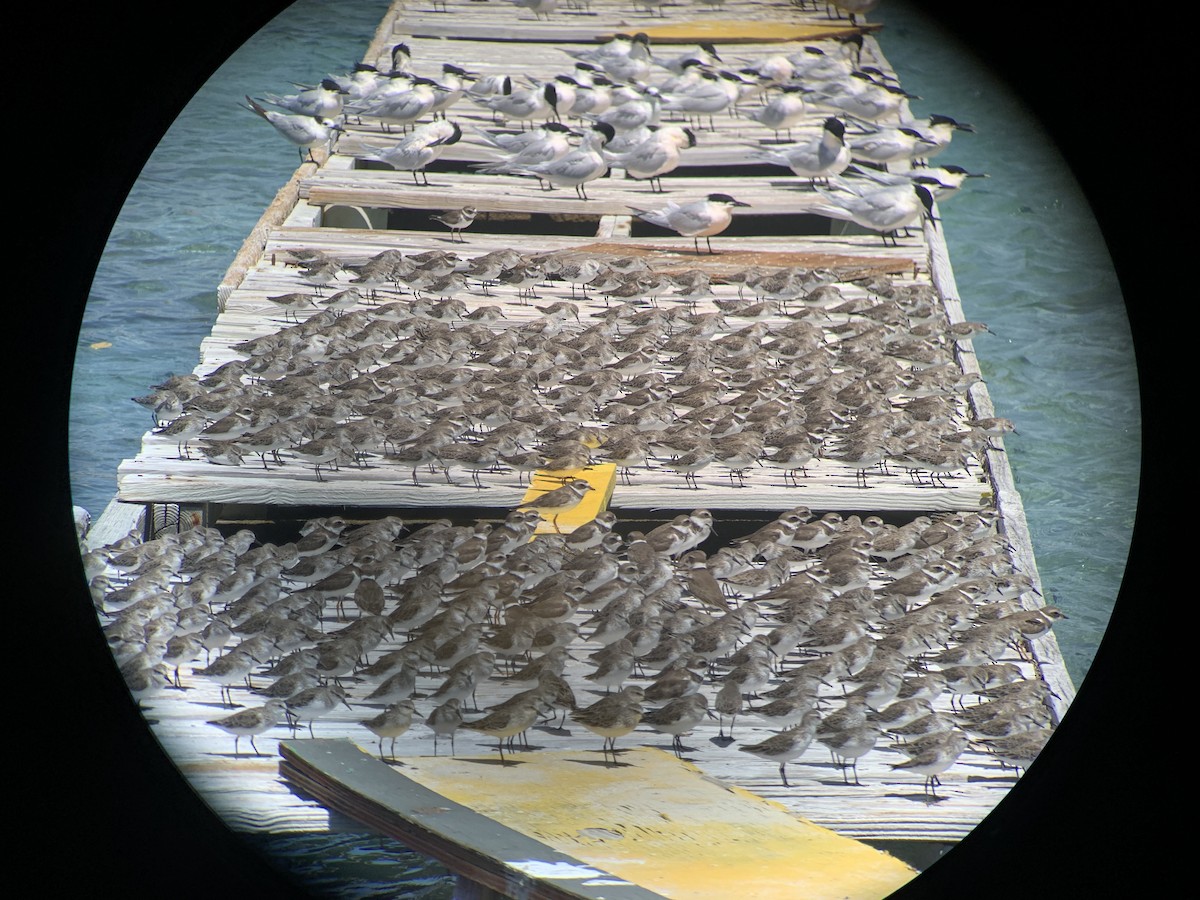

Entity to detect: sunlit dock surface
[87,0,1076,895]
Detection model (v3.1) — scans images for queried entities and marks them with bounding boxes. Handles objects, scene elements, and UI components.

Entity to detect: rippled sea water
[50,0,1152,895]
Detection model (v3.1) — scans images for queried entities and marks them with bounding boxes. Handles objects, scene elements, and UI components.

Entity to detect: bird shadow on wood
[884,789,950,806]
[196,700,247,711]
[709,735,735,748]
[208,750,272,760]
[815,776,869,788]
[965,773,1019,785]
[571,755,637,768]
[462,757,528,767]
[806,760,851,771]
[645,741,696,756]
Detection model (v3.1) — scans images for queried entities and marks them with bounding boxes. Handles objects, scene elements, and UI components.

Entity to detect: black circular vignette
[23,0,1166,894]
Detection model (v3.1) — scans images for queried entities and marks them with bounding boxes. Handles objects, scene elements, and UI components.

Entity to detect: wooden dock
[84,0,1079,895]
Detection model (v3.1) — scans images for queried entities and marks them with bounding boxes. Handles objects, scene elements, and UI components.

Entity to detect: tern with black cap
[631,193,751,254]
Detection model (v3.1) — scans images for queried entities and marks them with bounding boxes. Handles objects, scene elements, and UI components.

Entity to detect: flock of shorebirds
[138,5,1002,497]
[133,249,1002,495]
[93,0,1063,815]
[88,499,1062,799]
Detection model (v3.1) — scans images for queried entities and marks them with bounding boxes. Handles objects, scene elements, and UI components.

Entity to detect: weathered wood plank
[299,169,856,217]
[922,211,1076,711]
[82,497,146,550]
[278,741,918,900]
[282,741,672,900]
[259,229,924,273]
[117,456,992,510]
[387,0,876,44]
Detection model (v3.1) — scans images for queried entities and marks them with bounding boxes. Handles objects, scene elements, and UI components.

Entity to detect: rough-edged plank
[280,741,918,900]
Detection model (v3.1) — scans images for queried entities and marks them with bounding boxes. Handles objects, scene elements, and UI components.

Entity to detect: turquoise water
[870,6,1139,684]
[64,0,1140,894]
[240,831,454,898]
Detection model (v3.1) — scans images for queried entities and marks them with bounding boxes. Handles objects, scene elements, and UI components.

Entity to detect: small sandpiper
[359,698,418,761]
[819,723,882,786]
[513,478,595,533]
[429,206,478,242]
[207,699,289,757]
[571,685,646,764]
[463,696,546,763]
[738,709,823,787]
[286,684,352,737]
[642,693,710,756]
[889,728,969,799]
[195,648,259,707]
[426,698,466,756]
[977,727,1052,774]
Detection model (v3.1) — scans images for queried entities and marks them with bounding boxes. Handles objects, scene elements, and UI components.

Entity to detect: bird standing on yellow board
[462,696,545,763]
[571,685,646,764]
[514,478,594,533]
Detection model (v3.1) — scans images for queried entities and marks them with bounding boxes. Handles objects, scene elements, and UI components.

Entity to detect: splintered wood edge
[631,22,880,43]
[566,241,917,277]
[278,739,668,900]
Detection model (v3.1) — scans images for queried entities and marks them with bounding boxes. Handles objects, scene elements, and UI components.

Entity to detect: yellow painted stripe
[396,748,917,899]
[520,463,617,535]
[633,21,874,43]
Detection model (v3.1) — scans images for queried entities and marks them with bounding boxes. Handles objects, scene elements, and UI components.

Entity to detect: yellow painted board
[521,463,617,536]
[632,22,876,43]
[397,748,917,900]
